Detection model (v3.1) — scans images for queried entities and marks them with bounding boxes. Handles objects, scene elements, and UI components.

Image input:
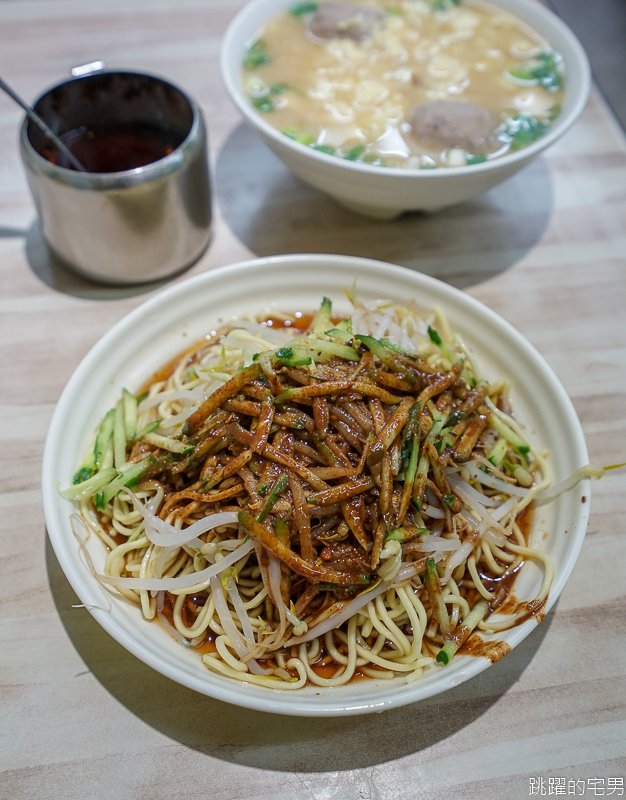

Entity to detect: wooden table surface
[1,1,625,798]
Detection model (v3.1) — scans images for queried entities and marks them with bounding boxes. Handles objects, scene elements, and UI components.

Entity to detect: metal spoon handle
[0,75,87,171]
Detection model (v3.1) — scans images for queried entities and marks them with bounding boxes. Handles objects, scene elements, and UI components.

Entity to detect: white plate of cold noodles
[42,254,593,717]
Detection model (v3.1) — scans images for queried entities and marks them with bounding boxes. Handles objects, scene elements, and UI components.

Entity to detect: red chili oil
[42,120,185,172]
[260,313,345,331]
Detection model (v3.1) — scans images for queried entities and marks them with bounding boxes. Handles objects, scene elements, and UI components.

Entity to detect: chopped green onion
[344,144,365,161]
[507,52,564,92]
[243,40,270,70]
[253,97,274,113]
[362,153,386,167]
[430,0,460,10]
[283,127,315,145]
[244,52,270,69]
[547,104,562,121]
[290,1,318,15]
[499,114,549,152]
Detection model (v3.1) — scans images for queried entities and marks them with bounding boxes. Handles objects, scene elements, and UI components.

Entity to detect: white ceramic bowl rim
[220,0,591,178]
[42,254,590,716]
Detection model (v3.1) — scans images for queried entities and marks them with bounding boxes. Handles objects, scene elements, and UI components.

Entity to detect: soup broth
[242,0,564,168]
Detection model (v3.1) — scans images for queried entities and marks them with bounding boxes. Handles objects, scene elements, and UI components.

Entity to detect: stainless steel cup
[20,70,212,284]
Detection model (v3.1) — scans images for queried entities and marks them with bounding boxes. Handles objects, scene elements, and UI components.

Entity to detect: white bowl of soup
[220,0,589,217]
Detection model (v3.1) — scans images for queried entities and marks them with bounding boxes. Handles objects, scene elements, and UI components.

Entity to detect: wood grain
[1,1,625,799]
